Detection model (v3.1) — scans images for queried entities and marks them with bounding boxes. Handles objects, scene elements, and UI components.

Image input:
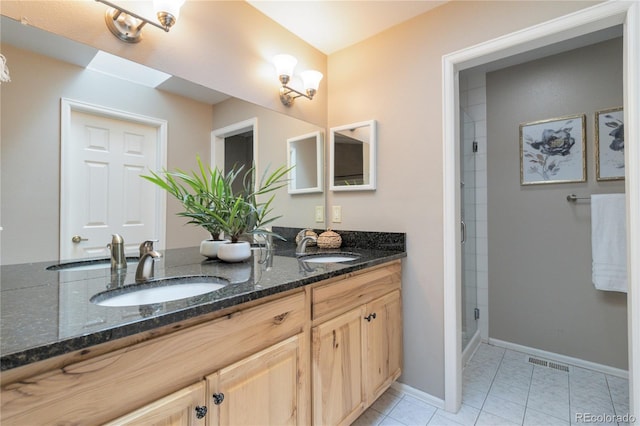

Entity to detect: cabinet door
[207,334,304,426]
[364,290,403,403]
[312,307,365,426]
[103,382,207,426]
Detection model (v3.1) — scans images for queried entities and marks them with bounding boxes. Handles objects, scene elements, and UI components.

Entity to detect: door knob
[71,235,88,244]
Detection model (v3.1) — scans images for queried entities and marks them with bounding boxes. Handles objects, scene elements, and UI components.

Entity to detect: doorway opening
[211,118,258,191]
[443,1,639,414]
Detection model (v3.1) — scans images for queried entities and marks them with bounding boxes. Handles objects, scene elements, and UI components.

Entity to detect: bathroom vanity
[0,233,405,425]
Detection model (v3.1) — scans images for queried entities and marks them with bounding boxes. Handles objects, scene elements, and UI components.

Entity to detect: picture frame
[520,114,586,185]
[595,107,624,181]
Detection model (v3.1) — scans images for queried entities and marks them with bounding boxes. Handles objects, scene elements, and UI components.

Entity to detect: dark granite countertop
[1,228,405,371]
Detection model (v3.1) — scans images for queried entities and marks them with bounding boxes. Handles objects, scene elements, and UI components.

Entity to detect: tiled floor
[353,342,630,425]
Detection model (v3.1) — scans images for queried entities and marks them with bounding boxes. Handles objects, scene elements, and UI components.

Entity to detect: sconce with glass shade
[273,54,323,107]
[96,0,186,43]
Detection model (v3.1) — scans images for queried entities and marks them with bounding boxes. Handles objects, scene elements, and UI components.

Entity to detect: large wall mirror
[287,131,324,194]
[330,120,377,191]
[0,16,326,265]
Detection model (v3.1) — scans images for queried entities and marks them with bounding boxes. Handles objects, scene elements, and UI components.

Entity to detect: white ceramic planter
[200,239,230,259]
[217,241,251,263]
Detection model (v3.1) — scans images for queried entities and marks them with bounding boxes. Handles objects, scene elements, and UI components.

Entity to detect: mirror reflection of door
[287,131,323,194]
[211,118,258,196]
[330,120,375,191]
[334,132,366,186]
[61,101,165,261]
[224,130,254,193]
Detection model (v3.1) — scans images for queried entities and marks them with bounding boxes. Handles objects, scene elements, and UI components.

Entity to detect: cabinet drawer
[312,261,401,323]
[1,291,305,425]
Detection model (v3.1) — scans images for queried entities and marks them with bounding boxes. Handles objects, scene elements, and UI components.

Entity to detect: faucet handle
[135,250,162,283]
[139,240,159,257]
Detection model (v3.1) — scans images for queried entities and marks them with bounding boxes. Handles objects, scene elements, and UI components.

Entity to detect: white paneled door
[61,105,163,261]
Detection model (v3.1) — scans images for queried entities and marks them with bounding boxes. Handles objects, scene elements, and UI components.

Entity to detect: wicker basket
[317,229,342,249]
[295,229,318,246]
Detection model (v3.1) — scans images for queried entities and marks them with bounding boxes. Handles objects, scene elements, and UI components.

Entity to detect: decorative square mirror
[330,120,377,191]
[287,130,324,194]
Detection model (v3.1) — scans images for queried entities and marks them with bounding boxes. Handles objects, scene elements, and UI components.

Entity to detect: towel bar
[566,194,590,202]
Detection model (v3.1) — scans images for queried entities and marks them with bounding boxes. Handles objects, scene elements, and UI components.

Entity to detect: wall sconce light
[96,0,185,43]
[273,54,323,107]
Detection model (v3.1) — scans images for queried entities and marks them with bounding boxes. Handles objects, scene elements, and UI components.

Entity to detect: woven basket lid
[317,229,342,249]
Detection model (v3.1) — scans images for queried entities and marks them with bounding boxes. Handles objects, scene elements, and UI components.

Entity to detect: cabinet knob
[364,313,377,322]
[195,405,207,419]
[212,392,225,405]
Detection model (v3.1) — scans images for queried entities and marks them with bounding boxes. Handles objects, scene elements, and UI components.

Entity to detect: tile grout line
[567,365,573,425]
[604,374,621,418]
[473,348,507,426]
[380,392,405,425]
[520,357,536,426]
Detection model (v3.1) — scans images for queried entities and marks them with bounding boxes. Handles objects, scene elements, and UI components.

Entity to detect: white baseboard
[489,338,629,379]
[462,329,482,367]
[391,382,445,410]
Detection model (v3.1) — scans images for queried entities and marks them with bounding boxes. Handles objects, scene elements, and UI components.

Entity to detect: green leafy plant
[142,156,290,243]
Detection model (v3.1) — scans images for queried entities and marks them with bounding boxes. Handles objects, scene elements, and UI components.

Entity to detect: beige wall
[487,38,626,369]
[327,0,600,398]
[0,43,213,264]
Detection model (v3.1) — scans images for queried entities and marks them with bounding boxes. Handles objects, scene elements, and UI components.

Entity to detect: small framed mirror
[330,120,377,191]
[287,130,324,194]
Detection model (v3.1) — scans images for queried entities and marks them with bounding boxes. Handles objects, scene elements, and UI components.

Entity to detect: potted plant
[206,162,290,262]
[142,156,289,262]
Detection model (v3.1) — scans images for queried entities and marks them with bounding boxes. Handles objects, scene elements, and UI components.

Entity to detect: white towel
[591,194,627,292]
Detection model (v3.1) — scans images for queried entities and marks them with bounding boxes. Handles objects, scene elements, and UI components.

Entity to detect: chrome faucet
[296,235,317,255]
[135,250,161,283]
[108,234,127,271]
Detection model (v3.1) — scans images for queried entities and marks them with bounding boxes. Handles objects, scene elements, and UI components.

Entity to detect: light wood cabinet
[364,290,402,403]
[1,260,402,426]
[312,307,365,426]
[311,262,403,426]
[1,292,306,425]
[107,334,306,426]
[104,382,208,426]
[207,334,305,426]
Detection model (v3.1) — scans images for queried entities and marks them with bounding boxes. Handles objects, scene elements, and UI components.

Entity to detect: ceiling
[246,0,447,54]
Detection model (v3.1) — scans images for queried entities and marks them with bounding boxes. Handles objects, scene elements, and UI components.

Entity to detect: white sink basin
[91,277,228,307]
[47,258,139,271]
[299,253,360,263]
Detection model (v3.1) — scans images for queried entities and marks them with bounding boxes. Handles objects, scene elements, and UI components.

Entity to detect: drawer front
[312,261,401,323]
[1,291,305,425]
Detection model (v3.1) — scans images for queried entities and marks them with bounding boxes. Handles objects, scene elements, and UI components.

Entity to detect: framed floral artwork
[520,114,586,185]
[595,107,624,181]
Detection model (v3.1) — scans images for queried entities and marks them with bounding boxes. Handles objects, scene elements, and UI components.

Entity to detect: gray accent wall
[487,38,627,369]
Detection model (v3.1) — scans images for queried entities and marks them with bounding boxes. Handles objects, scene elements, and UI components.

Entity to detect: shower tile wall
[460,70,488,342]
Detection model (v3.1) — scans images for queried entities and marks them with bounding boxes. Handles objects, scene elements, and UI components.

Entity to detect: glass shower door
[460,109,478,351]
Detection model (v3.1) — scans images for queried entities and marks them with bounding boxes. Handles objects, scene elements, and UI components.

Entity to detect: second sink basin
[298,252,360,263]
[90,276,228,307]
